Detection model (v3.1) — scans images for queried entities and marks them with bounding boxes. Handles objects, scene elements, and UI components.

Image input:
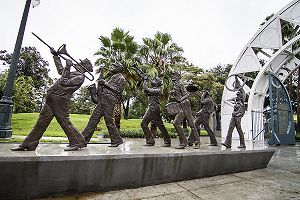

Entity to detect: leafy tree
[139,31,187,101]
[70,86,94,114]
[0,47,53,112]
[0,47,51,89]
[0,70,7,99]
[14,76,36,113]
[95,27,140,120]
[0,71,36,112]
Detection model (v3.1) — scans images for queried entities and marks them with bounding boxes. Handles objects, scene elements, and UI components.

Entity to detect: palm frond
[98,36,111,48]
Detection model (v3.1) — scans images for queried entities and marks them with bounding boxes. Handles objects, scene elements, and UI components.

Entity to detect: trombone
[32,32,94,81]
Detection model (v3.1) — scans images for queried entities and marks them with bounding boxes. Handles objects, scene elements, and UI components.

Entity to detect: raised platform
[0,138,274,200]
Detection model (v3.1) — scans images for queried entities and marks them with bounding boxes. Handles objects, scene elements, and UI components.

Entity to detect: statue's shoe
[193,140,201,149]
[221,143,231,148]
[161,143,171,147]
[10,146,36,151]
[208,143,218,146]
[10,141,38,151]
[64,144,86,151]
[237,145,246,148]
[66,143,87,148]
[108,141,124,147]
[187,142,194,146]
[175,144,187,149]
[143,143,155,146]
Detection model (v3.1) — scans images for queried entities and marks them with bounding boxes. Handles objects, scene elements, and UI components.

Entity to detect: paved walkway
[32,138,300,200]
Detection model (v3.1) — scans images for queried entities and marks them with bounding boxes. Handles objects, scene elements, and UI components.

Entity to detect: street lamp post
[0,0,32,138]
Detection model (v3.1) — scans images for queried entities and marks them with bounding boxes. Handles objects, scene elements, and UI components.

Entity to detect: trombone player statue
[11,45,93,151]
[84,62,125,147]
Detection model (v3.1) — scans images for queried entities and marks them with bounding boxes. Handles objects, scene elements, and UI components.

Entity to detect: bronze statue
[169,72,200,149]
[222,90,246,148]
[190,90,218,146]
[141,77,171,147]
[84,62,125,147]
[11,50,93,151]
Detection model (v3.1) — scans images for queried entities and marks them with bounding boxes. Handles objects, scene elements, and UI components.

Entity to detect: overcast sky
[0,0,292,81]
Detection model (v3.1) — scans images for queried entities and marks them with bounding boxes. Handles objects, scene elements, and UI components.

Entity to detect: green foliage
[102,129,177,138]
[0,72,37,112]
[128,90,148,119]
[0,47,52,113]
[0,70,7,98]
[70,86,95,114]
[11,113,208,139]
[95,27,140,119]
[181,64,232,113]
[13,76,36,113]
[11,113,92,137]
[0,47,51,89]
[102,127,208,139]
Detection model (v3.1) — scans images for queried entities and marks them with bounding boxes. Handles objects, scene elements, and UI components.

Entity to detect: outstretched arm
[59,60,84,86]
[61,59,72,78]
[53,55,64,75]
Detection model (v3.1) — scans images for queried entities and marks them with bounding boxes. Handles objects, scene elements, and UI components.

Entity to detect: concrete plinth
[0,138,274,199]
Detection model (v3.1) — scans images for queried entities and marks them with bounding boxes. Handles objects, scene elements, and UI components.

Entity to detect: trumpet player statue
[222,90,246,149]
[84,62,125,147]
[170,72,200,149]
[189,90,218,146]
[11,49,93,151]
[141,77,171,147]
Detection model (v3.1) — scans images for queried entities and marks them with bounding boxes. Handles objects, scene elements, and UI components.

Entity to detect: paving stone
[191,180,299,200]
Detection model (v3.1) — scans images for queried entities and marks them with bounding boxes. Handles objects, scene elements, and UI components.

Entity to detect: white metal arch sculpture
[221,0,300,141]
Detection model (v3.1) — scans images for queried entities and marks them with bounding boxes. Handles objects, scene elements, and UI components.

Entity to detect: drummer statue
[141,77,171,147]
[189,90,218,146]
[169,72,200,149]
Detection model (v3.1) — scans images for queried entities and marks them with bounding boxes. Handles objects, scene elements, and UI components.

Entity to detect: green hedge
[102,128,208,138]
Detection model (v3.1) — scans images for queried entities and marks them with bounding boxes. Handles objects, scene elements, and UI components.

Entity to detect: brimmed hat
[151,77,162,86]
[112,62,124,72]
[80,58,93,72]
[171,71,181,80]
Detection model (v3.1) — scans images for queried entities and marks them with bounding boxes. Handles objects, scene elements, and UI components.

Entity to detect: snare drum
[165,102,181,116]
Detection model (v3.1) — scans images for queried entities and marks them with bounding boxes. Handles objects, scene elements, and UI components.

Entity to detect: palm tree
[139,31,187,101]
[138,32,188,133]
[94,27,140,123]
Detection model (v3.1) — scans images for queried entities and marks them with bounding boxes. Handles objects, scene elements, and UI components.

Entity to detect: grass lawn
[11,113,208,138]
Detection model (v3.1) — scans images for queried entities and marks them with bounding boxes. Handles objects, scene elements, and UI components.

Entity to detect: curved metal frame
[221,0,300,140]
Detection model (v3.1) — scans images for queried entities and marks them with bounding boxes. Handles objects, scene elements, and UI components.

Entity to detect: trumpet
[32,32,94,81]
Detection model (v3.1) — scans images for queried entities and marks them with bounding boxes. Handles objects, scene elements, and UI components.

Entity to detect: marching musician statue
[222,90,246,149]
[84,62,125,147]
[11,49,93,151]
[169,72,200,149]
[141,77,171,147]
[189,90,218,146]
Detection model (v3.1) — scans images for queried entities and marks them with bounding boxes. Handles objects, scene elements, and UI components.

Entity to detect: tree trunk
[123,98,130,120]
[114,98,122,131]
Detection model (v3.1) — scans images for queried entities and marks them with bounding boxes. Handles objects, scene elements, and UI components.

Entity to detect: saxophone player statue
[84,62,125,147]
